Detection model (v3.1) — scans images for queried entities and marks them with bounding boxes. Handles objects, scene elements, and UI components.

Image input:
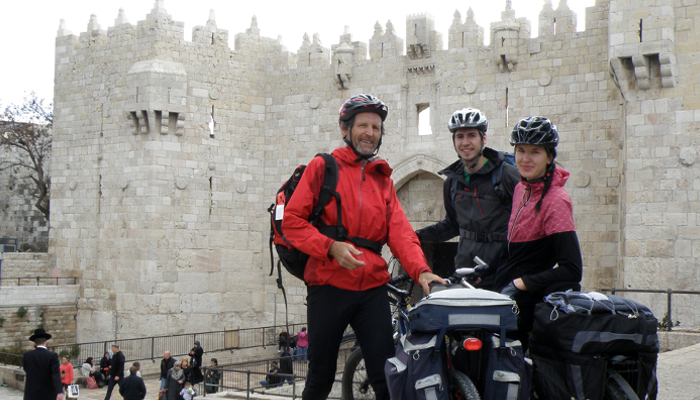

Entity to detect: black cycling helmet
[510,117,559,148]
[338,94,388,122]
[448,108,488,134]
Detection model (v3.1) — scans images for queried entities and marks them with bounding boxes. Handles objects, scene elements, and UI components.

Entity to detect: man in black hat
[23,328,64,400]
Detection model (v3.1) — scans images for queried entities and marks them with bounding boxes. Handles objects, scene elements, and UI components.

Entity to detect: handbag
[158,389,165,400]
[86,376,98,389]
[66,384,80,398]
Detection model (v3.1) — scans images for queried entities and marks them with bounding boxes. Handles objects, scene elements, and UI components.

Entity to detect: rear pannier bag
[484,335,532,400]
[385,332,448,400]
[408,288,518,342]
[529,291,659,400]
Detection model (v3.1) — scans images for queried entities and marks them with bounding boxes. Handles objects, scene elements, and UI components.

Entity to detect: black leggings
[302,285,395,400]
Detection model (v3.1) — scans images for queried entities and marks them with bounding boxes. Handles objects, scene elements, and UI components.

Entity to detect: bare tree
[0,93,52,220]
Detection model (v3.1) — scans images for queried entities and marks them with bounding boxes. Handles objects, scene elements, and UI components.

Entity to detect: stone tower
[49,0,700,339]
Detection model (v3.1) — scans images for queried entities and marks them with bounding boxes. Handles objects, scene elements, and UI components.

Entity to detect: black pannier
[529,291,659,400]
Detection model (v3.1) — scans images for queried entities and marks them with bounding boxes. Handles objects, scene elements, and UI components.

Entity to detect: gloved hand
[500,281,521,298]
[473,263,490,279]
[466,263,490,284]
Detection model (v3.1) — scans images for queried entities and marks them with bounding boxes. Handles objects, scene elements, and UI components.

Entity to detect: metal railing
[0,276,78,286]
[199,346,355,398]
[50,323,308,367]
[599,287,700,331]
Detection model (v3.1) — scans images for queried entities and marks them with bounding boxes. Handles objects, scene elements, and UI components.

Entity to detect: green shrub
[16,307,28,318]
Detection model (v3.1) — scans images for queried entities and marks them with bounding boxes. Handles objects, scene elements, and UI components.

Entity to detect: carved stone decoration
[69,181,77,191]
[680,147,697,166]
[538,72,552,87]
[464,80,478,94]
[176,178,189,190]
[235,181,247,194]
[119,178,129,190]
[573,171,591,188]
[310,97,320,109]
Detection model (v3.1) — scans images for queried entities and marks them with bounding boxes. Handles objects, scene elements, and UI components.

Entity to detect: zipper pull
[361,166,366,181]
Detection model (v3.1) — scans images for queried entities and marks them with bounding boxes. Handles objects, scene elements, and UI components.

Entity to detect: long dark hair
[534,148,557,212]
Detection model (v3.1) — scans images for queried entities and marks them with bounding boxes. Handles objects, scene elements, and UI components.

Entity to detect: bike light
[463,338,482,351]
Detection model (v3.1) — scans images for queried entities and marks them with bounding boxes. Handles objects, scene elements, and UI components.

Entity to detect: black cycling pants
[302,285,395,400]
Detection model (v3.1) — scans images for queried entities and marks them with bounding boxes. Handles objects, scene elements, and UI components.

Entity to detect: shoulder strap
[491,159,505,198]
[450,177,460,208]
[309,153,338,224]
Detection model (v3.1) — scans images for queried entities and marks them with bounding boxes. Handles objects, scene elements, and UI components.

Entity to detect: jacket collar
[333,146,392,177]
[439,147,503,179]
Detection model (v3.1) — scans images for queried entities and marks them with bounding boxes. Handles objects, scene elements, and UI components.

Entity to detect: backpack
[451,151,515,208]
[267,153,384,328]
[268,153,339,282]
[491,152,515,204]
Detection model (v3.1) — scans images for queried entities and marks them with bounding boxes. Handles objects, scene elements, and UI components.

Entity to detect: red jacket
[282,146,430,291]
[60,362,74,385]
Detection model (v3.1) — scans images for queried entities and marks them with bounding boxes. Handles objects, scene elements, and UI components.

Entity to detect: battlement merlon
[53,0,669,77]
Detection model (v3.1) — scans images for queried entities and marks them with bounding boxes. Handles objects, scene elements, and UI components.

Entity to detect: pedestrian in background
[103,344,125,400]
[60,356,74,395]
[22,328,64,400]
[119,365,147,400]
[160,351,175,390]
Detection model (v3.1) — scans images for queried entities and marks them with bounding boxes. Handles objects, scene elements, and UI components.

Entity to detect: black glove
[473,263,490,278]
[500,281,521,298]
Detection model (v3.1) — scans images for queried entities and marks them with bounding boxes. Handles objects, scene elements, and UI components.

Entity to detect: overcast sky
[0,0,595,107]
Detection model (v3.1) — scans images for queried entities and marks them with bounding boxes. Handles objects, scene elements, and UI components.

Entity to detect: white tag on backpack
[275,204,284,220]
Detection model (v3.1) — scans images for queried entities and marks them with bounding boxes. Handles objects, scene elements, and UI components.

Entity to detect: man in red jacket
[283,94,444,400]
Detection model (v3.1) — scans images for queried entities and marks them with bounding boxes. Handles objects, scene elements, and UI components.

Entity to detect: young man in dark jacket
[160,351,175,390]
[103,344,125,400]
[119,366,147,400]
[417,108,520,289]
[283,94,444,400]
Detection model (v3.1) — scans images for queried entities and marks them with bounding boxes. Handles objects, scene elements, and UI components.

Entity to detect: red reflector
[463,338,482,351]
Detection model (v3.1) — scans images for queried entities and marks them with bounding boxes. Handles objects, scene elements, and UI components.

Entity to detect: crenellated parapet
[490,0,531,72]
[406,13,443,60]
[192,10,229,47]
[538,0,577,36]
[332,27,367,89]
[297,33,330,68]
[449,8,484,49]
[369,21,404,60]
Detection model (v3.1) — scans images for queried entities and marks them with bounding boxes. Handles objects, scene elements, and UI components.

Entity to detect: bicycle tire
[604,370,640,400]
[450,370,481,400]
[341,348,374,400]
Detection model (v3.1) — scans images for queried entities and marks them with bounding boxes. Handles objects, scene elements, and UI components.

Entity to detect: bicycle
[341,257,658,400]
[341,257,523,400]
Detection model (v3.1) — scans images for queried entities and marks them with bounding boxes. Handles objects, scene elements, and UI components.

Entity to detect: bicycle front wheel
[341,348,374,400]
[450,370,481,400]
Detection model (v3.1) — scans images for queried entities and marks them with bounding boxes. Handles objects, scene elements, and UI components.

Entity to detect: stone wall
[0,285,79,349]
[47,0,700,340]
[0,253,50,279]
[0,159,49,251]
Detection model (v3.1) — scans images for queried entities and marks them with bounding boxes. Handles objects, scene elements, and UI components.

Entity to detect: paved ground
[2,342,699,399]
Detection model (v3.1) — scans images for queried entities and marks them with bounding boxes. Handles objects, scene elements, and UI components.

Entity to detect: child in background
[180,381,196,400]
[60,356,74,395]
